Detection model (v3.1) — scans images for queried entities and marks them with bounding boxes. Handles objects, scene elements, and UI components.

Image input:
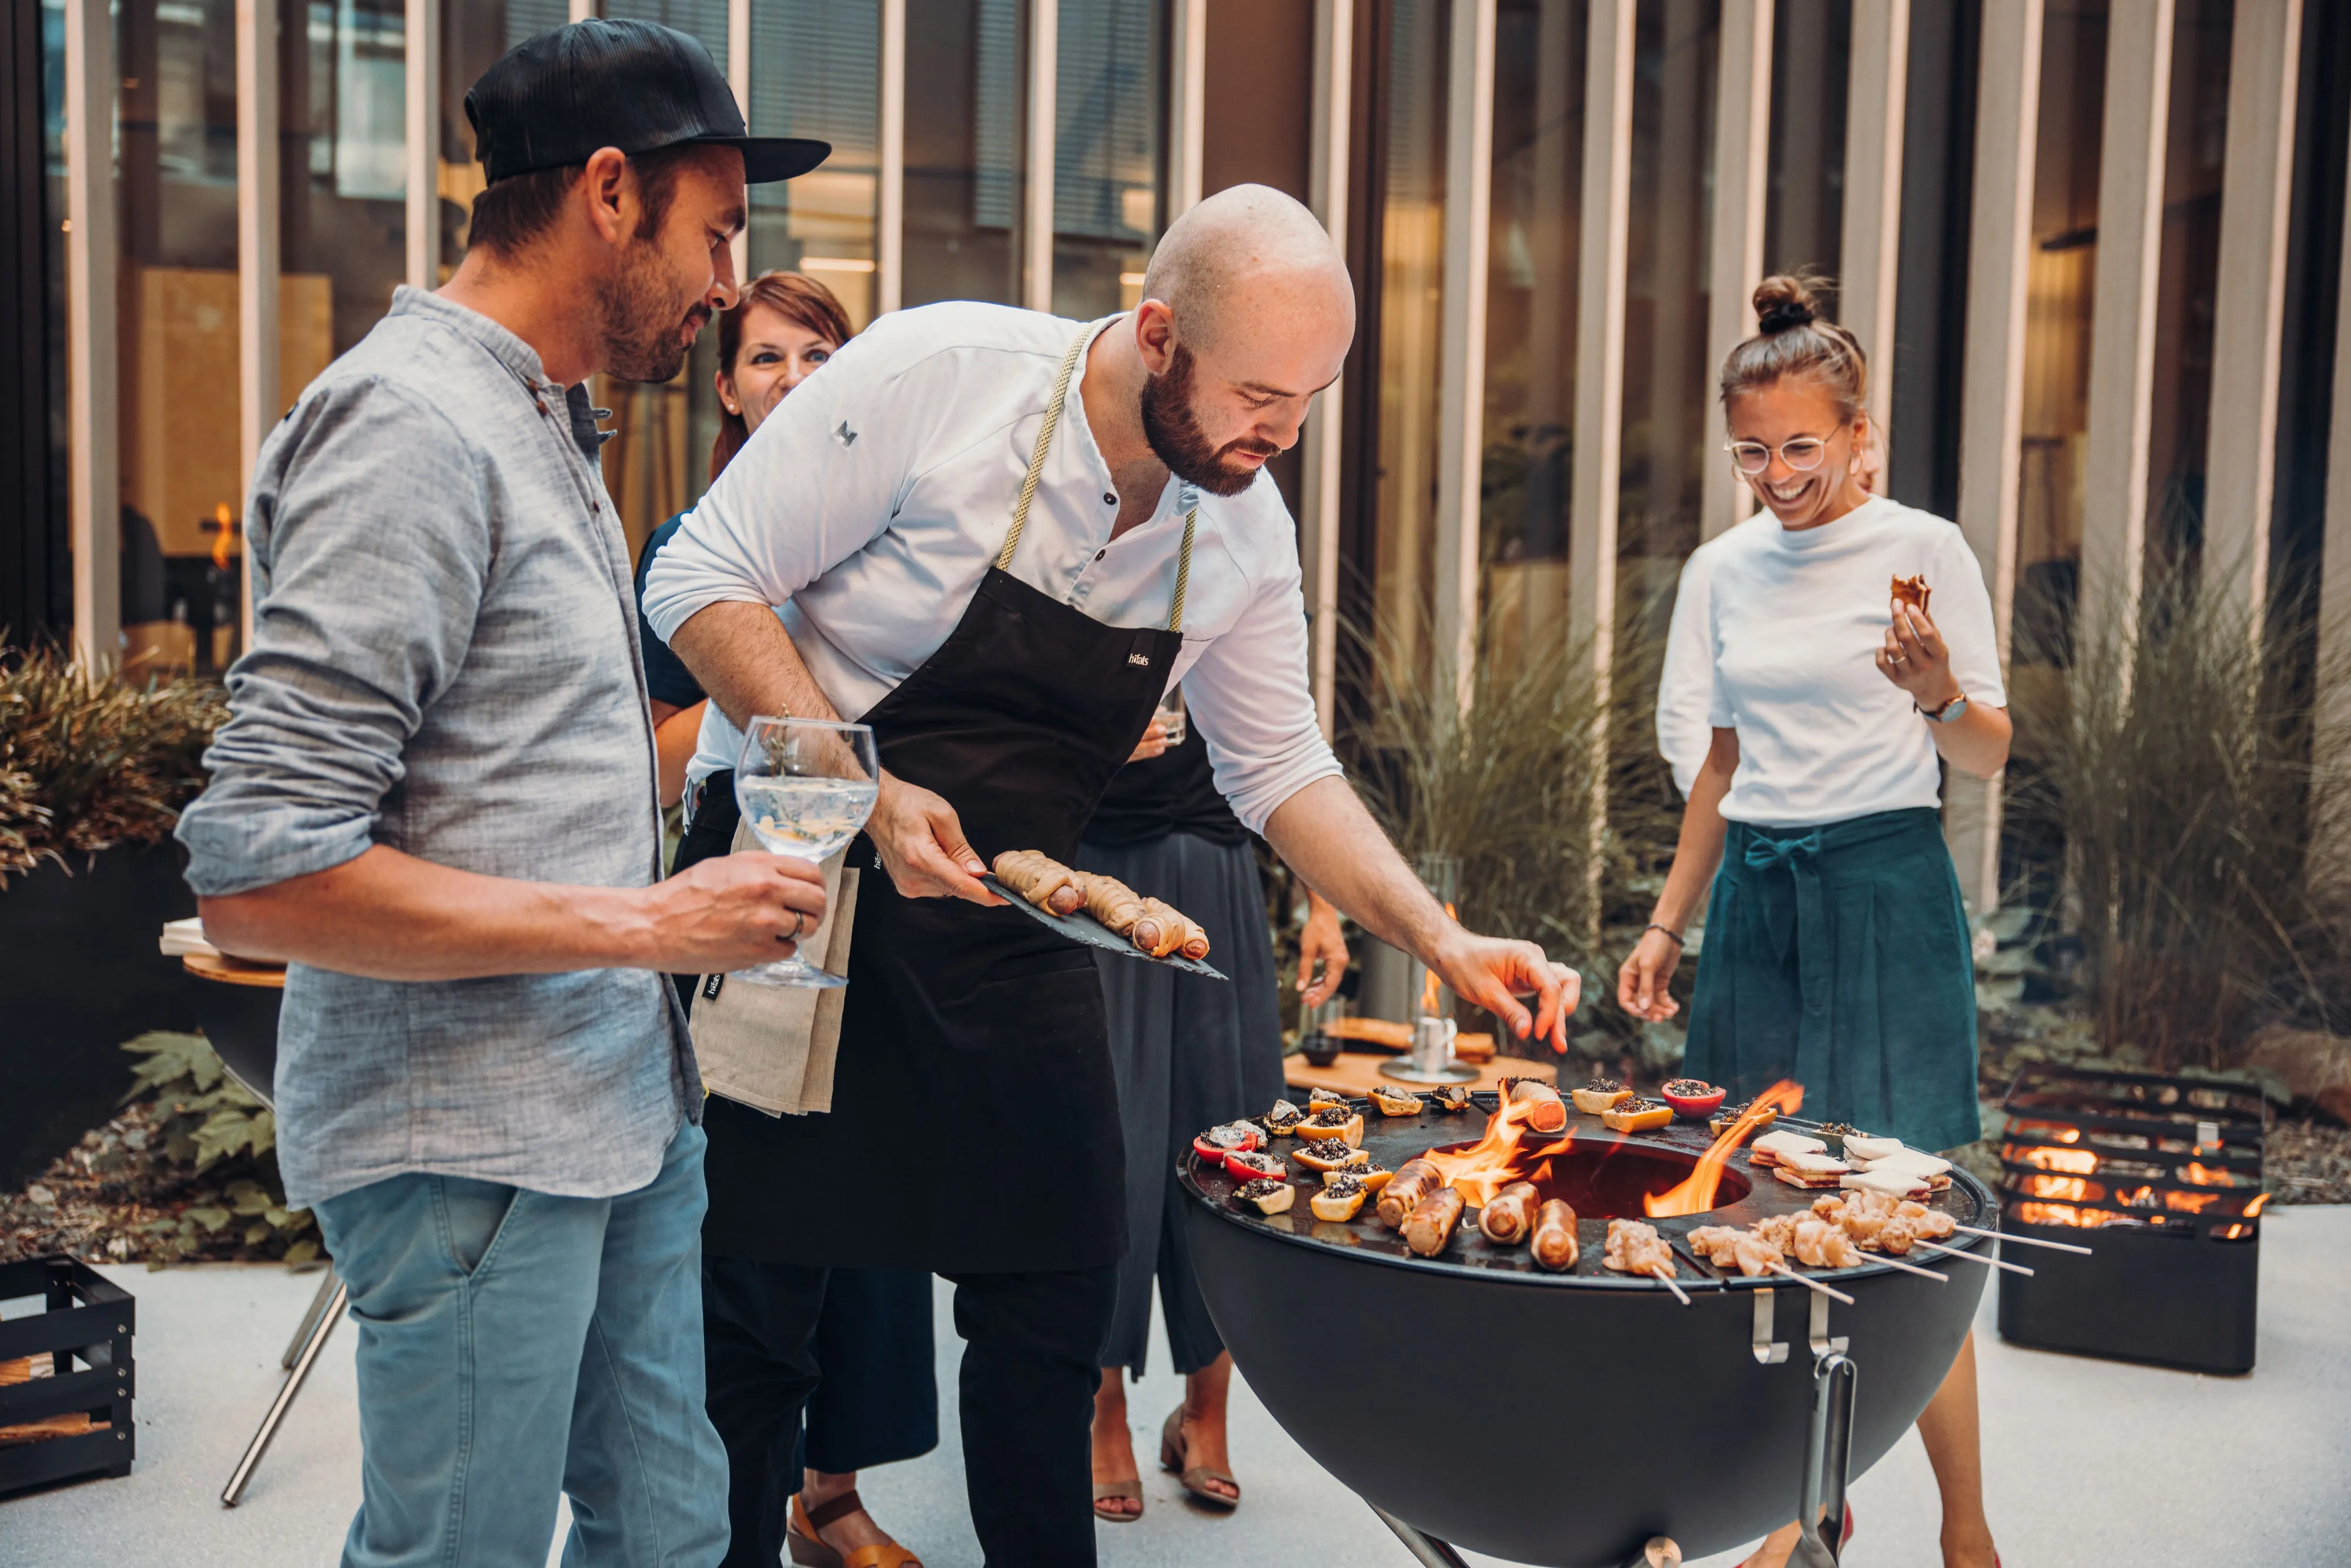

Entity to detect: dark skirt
[1077,832,1286,1375]
[1683,807,1981,1153]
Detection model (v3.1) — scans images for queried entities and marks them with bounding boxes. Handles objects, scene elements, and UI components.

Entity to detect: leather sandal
[1093,1479,1144,1522]
[1158,1405,1240,1509]
[786,1490,924,1568]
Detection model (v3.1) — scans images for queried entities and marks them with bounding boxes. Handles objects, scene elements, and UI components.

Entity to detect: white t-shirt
[1656,515,1766,796]
[1705,495,2006,828]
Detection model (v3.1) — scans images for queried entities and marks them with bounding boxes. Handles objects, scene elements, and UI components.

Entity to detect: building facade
[6,0,2350,912]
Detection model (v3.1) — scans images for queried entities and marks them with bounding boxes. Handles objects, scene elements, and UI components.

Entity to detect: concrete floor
[4,1208,2346,1567]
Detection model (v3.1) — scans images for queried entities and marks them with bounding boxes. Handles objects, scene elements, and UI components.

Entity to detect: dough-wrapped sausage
[1479,1181,1540,1244]
[1377,1158,1443,1229]
[1507,1079,1568,1134]
[992,850,1085,914]
[1401,1185,1466,1257]
[1532,1199,1579,1270]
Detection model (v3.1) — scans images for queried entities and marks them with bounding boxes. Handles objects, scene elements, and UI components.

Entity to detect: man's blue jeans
[313,1121,728,1568]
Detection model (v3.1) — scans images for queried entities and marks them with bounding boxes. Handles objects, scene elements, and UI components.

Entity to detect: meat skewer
[1531,1200,1579,1271]
[1914,1239,2034,1276]
[1478,1181,1540,1245]
[1603,1220,1692,1305]
[1763,1262,1855,1305]
[1951,1223,2093,1255]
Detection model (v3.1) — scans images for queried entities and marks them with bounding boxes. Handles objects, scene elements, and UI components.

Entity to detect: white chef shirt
[1656,514,1766,796]
[642,301,1342,835]
[1705,495,2007,829]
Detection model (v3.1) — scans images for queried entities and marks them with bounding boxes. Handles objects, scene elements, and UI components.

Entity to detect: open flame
[2243,1192,2270,1218]
[1642,1078,1804,1218]
[1415,1094,1567,1207]
[2014,1202,2133,1229]
[2179,1161,2239,1188]
[210,502,236,569]
[2006,1119,2081,1144]
[1418,903,1457,1016]
[2007,1145,2099,1174]
[2162,1190,2217,1214]
[2020,1174,2100,1202]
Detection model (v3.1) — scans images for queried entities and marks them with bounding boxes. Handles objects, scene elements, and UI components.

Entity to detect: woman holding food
[1617,275,2006,1568]
[1079,710,1351,1519]
[641,271,937,1568]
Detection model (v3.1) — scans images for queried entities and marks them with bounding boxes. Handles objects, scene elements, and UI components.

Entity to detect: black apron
[702,328,1200,1275]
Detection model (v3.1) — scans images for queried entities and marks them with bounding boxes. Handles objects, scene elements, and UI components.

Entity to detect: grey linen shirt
[176,286,697,1211]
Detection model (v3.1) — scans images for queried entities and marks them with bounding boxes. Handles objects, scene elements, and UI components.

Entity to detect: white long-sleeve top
[641,301,1342,835]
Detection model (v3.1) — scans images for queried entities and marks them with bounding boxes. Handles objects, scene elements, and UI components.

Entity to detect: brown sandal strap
[803,1489,866,1530]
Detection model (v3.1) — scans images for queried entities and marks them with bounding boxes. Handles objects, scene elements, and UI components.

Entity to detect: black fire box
[0,1257,136,1495]
[1995,1066,2264,1375]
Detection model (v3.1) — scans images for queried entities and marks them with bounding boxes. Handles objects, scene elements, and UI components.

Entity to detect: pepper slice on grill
[1310,1174,1369,1222]
[1192,1122,1260,1162]
[1224,1149,1288,1182]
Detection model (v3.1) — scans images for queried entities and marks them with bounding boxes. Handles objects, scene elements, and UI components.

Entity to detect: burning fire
[2018,1174,2100,1202]
[1415,1094,1568,1207]
[1643,1079,1804,1218]
[2162,1190,2217,1214]
[2243,1192,2271,1217]
[2216,1222,2255,1240]
[2007,1120,2081,1144]
[2180,1162,2239,1188]
[2008,1145,2099,1174]
[210,502,237,569]
[1418,903,1457,1016]
[2014,1202,2133,1229]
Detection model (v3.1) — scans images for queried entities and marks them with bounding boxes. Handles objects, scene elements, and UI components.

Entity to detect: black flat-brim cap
[466,18,828,186]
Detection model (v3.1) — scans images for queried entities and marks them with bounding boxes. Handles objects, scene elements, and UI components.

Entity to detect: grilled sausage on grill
[1401,1185,1466,1257]
[1377,1158,1444,1229]
[1531,1200,1579,1270]
[1478,1181,1540,1245]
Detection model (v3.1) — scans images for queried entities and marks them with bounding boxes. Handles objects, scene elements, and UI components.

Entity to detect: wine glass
[731,715,879,988]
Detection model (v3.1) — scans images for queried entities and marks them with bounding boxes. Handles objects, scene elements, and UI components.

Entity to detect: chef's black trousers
[703,1255,1118,1568]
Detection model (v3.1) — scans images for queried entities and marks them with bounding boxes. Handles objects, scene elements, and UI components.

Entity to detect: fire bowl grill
[1180,1095,1993,1567]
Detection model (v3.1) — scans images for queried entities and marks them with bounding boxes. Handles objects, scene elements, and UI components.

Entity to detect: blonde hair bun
[1753,274,1821,335]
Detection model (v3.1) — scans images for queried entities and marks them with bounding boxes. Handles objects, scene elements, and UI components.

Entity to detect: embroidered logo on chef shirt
[833,421,857,448]
[1126,631,1156,669]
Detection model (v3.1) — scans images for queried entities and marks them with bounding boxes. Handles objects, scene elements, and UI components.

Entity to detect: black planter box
[0,1257,136,1495]
[0,843,200,1186]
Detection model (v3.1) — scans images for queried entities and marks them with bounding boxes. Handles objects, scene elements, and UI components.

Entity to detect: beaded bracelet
[1644,922,1684,949]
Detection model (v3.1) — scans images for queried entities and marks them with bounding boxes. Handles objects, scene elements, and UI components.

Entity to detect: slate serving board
[980,875,1228,980]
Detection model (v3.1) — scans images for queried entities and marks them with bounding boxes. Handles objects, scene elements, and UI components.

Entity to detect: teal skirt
[1682,807,1981,1153]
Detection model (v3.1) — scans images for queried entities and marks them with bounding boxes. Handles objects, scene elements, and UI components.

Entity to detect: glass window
[1762,0,1848,280]
[1050,0,1166,320]
[1364,0,1448,685]
[2146,0,2234,578]
[282,1,409,360]
[905,0,1030,307]
[1620,0,1718,588]
[1481,0,1585,675]
[746,0,881,327]
[117,0,245,672]
[2013,0,2107,668]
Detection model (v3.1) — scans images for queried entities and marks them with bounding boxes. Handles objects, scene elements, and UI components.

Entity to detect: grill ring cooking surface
[1179,1094,1997,1567]
[1178,1098,1994,1289]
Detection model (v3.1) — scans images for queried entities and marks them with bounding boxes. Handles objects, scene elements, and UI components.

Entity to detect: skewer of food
[1914,1239,2032,1276]
[1401,1185,1467,1258]
[1570,1076,1634,1115]
[1531,1200,1579,1270]
[1369,1085,1426,1117]
[1310,1173,1370,1222]
[1478,1180,1540,1244]
[1602,1219,1691,1305]
[1504,1078,1569,1133]
[1377,1159,1444,1229]
[1951,1222,2094,1255]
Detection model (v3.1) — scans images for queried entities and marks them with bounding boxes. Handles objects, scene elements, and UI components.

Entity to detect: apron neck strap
[996,325,1200,637]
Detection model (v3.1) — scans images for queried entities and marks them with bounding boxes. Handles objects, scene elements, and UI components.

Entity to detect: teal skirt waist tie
[1682,806,1980,1152]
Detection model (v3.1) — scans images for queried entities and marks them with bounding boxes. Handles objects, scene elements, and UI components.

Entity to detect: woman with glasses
[1616,274,2007,1568]
[637,271,937,1568]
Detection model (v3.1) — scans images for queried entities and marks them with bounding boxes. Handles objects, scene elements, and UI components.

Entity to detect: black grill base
[1996,1219,2258,1375]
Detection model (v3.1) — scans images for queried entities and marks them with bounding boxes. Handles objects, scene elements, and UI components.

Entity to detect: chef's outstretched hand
[1430,933,1581,1054]
[870,771,1004,906]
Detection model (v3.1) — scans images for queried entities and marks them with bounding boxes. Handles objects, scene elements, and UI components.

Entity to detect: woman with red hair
[635,272,936,1568]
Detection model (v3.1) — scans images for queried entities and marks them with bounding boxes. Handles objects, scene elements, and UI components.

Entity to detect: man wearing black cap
[178,22,826,1567]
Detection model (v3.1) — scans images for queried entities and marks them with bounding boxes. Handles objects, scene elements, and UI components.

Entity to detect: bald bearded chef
[644,185,1579,1567]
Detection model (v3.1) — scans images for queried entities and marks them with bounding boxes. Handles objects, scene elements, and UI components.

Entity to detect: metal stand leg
[221,1279,347,1507]
[280,1268,341,1370]
[1790,1348,1858,1567]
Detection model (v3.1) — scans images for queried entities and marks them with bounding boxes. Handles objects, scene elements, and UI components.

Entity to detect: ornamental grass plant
[2002,569,2351,1071]
[0,647,226,881]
